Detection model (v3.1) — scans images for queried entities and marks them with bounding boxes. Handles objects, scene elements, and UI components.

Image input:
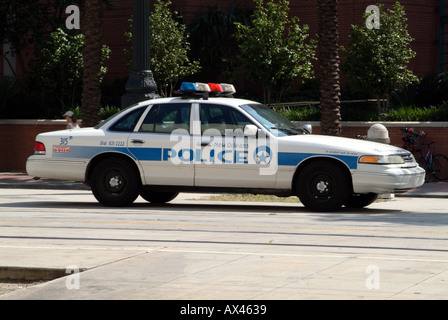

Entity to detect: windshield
[241,104,307,136]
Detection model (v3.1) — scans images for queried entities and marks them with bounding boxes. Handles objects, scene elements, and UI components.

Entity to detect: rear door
[128,102,194,186]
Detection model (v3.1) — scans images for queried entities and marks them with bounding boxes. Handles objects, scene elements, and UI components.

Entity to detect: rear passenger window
[139,104,191,134]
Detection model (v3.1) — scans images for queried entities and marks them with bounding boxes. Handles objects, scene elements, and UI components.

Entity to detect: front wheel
[344,193,378,208]
[140,190,179,204]
[91,158,140,207]
[296,160,350,212]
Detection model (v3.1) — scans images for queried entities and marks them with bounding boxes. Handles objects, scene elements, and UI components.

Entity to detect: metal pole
[121,0,158,108]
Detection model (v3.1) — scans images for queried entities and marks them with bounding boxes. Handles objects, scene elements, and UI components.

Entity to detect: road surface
[0,188,447,300]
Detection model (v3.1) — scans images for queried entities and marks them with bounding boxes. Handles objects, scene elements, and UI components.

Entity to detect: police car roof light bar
[179,82,198,92]
[208,83,223,92]
[177,82,236,99]
[196,83,211,92]
[220,83,236,94]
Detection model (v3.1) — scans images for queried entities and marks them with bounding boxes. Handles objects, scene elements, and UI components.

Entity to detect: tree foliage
[149,0,200,97]
[341,2,417,112]
[234,0,316,105]
[28,27,110,113]
[189,2,252,79]
[29,28,84,110]
[0,0,112,119]
[0,0,85,76]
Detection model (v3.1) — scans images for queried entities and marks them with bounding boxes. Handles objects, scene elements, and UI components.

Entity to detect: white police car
[26,82,425,211]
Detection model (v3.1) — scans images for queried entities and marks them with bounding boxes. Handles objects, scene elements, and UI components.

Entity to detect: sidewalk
[0,172,447,198]
[0,172,90,190]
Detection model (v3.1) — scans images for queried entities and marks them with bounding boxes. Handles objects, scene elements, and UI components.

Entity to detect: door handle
[201,141,211,147]
[131,139,145,144]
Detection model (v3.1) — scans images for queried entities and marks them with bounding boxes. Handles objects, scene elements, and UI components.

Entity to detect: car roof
[135,96,260,107]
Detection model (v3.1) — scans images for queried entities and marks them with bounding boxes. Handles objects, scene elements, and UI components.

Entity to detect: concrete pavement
[0,172,90,190]
[0,172,447,301]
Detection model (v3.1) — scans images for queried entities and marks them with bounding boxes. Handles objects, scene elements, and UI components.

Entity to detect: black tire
[344,193,378,208]
[91,158,140,207]
[296,160,350,212]
[432,154,448,181]
[140,190,179,204]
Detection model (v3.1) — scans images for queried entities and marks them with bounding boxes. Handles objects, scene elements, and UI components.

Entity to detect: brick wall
[102,0,132,81]
[1,0,442,84]
[1,120,447,172]
[0,120,66,171]
[100,0,442,83]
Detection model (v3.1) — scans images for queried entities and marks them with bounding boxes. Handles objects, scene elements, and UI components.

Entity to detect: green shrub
[274,105,320,121]
[100,105,120,120]
[380,104,448,121]
[389,72,448,108]
[275,102,448,122]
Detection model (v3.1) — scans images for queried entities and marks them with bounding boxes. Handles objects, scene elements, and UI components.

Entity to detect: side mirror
[302,124,312,134]
[243,124,259,136]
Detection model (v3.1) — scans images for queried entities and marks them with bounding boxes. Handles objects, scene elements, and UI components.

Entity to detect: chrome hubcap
[316,180,328,193]
[109,176,122,189]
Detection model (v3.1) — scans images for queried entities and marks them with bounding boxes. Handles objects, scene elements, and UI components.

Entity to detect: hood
[280,134,408,156]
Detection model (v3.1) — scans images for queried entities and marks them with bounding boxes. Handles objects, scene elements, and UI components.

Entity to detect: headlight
[359,155,405,165]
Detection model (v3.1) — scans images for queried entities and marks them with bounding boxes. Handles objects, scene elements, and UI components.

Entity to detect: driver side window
[200,104,253,135]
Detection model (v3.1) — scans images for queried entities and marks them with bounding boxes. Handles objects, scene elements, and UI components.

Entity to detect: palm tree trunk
[81,0,103,127]
[317,0,342,136]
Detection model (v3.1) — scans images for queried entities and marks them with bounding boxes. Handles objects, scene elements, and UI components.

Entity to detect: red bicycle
[401,128,448,181]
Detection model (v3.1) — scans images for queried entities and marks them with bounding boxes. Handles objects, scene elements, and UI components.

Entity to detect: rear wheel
[91,158,140,207]
[344,193,378,208]
[296,160,350,212]
[140,190,179,204]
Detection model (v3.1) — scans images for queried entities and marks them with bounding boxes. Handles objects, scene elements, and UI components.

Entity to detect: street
[0,188,447,300]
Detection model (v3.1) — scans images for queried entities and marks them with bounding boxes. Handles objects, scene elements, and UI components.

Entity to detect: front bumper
[352,164,426,194]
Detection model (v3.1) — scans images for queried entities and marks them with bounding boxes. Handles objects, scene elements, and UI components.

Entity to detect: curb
[0,267,71,281]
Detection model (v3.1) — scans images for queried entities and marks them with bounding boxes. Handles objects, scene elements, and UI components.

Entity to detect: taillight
[34,141,46,155]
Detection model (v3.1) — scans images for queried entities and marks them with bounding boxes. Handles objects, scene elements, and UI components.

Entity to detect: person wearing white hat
[63,111,80,129]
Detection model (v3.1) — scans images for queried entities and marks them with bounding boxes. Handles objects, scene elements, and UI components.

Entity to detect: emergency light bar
[177,82,236,99]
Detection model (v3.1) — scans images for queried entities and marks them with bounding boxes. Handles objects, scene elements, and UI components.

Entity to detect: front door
[194,103,277,188]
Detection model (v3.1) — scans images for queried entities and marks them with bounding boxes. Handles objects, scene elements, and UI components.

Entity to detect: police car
[26,82,425,212]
